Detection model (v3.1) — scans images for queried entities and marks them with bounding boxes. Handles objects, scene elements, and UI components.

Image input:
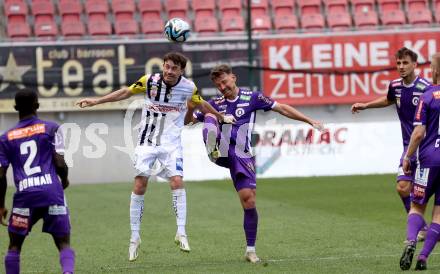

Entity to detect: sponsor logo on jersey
[218,104,227,110]
[416,83,427,90]
[176,158,183,171]
[396,97,401,108]
[416,99,423,120]
[147,103,184,113]
[8,124,46,141]
[240,95,251,101]
[235,108,245,117]
[258,94,273,105]
[150,86,158,98]
[12,208,30,216]
[433,91,440,99]
[48,205,67,215]
[237,103,250,107]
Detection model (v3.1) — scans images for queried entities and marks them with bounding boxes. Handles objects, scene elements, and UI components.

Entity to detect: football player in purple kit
[351,47,431,240]
[400,53,440,271]
[0,90,74,274]
[184,64,323,263]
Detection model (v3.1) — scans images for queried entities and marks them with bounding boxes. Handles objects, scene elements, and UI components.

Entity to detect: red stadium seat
[85,0,109,16]
[88,17,112,36]
[273,14,298,32]
[141,17,164,36]
[351,0,375,13]
[7,16,31,38]
[251,15,271,33]
[192,0,216,17]
[114,18,138,35]
[327,11,351,31]
[59,0,82,20]
[249,0,269,16]
[4,0,28,18]
[219,0,242,17]
[300,13,325,31]
[406,0,428,11]
[354,10,379,29]
[31,0,54,18]
[381,9,406,26]
[138,0,161,19]
[165,0,189,19]
[194,15,218,34]
[112,0,135,16]
[378,0,401,11]
[407,8,432,26]
[324,0,348,13]
[297,0,321,14]
[61,18,85,37]
[221,16,245,32]
[272,0,295,15]
[34,19,58,38]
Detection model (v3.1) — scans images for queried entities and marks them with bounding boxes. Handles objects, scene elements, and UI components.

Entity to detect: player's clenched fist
[351,103,367,114]
[76,98,99,108]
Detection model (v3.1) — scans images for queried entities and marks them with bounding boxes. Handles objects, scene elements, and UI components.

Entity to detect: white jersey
[129,73,202,147]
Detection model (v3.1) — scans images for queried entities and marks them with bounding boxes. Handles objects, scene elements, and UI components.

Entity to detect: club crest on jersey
[166,93,172,100]
[412,97,419,106]
[235,108,245,117]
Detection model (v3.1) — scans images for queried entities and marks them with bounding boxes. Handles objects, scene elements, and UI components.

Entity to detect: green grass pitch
[0,174,438,273]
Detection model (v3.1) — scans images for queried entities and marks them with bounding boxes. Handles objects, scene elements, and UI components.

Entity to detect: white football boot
[128,238,141,262]
[245,251,261,263]
[174,234,191,252]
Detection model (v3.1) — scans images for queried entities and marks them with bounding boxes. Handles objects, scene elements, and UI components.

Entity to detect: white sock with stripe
[172,188,187,236]
[130,192,144,242]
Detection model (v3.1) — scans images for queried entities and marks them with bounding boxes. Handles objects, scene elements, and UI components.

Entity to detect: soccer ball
[164,18,191,42]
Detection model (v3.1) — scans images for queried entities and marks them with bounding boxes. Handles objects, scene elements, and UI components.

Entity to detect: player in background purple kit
[0,91,74,274]
[400,53,440,271]
[185,64,323,263]
[351,47,431,241]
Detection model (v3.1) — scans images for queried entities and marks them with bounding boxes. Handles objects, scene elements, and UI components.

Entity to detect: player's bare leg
[53,235,75,274]
[238,186,260,263]
[129,176,148,261]
[397,180,427,242]
[4,233,25,274]
[170,175,190,252]
[400,203,427,270]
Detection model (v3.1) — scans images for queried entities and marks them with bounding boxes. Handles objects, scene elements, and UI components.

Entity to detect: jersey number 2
[20,140,42,176]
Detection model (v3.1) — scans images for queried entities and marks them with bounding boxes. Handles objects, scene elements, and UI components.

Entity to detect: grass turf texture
[0,174,438,273]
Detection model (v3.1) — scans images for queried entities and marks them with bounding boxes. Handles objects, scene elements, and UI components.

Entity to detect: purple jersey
[196,89,276,158]
[0,117,65,207]
[413,85,440,167]
[387,76,431,149]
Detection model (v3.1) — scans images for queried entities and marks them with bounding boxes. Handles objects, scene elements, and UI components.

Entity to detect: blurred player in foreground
[185,64,323,263]
[351,47,431,240]
[77,52,233,261]
[400,53,440,271]
[0,90,74,274]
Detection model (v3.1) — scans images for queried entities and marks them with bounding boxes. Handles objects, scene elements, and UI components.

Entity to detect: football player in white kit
[77,52,233,261]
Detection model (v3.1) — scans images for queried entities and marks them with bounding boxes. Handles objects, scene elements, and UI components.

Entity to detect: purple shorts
[411,166,440,205]
[397,161,417,182]
[8,205,71,237]
[215,156,257,191]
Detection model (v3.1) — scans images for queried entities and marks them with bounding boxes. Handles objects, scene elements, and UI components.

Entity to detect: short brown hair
[395,47,418,63]
[163,52,188,69]
[210,64,232,81]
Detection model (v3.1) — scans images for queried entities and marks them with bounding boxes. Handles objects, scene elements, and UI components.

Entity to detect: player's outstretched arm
[76,87,133,108]
[403,125,426,174]
[273,103,324,131]
[351,96,393,114]
[0,166,8,226]
[53,153,69,189]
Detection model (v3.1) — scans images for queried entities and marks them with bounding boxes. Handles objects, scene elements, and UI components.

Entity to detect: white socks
[172,188,187,236]
[246,246,256,253]
[130,192,144,241]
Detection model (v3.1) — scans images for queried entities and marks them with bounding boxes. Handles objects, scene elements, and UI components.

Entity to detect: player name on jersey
[18,173,53,192]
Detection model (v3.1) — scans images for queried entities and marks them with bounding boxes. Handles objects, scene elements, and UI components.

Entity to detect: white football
[164,18,191,42]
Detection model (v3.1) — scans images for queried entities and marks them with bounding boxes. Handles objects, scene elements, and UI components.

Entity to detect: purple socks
[418,223,440,261]
[4,250,20,274]
[407,213,425,242]
[243,208,258,247]
[60,248,75,274]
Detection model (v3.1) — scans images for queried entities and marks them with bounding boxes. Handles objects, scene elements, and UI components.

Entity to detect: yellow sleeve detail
[128,75,147,94]
[191,86,203,104]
